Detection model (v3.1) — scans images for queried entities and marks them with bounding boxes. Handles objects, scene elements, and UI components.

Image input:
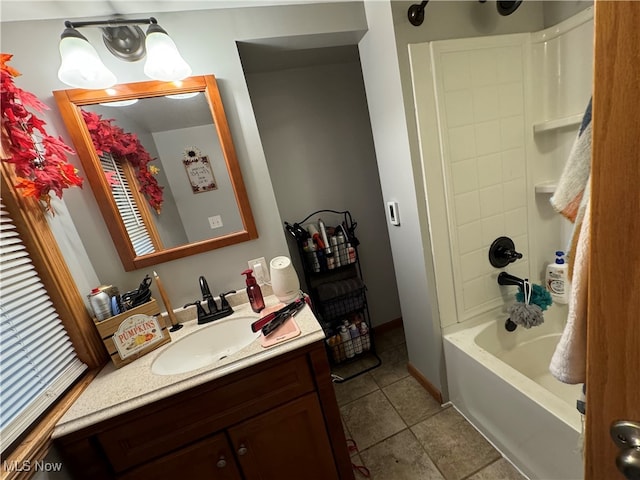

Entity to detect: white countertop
[53,295,325,438]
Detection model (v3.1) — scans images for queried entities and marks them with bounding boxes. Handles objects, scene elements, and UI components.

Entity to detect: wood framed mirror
[54,75,257,271]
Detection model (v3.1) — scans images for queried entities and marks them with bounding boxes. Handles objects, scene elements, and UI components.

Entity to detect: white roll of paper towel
[270,256,300,303]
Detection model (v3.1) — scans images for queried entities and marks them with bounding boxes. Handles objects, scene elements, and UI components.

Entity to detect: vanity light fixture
[57,17,192,89]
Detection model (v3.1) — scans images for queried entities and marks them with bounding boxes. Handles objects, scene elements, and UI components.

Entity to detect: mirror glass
[54,76,258,271]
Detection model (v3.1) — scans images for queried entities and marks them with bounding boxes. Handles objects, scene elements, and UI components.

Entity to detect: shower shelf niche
[534,182,557,194]
[532,113,583,134]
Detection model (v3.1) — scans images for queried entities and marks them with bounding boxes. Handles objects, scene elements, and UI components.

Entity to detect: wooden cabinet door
[118,432,242,480]
[228,393,339,480]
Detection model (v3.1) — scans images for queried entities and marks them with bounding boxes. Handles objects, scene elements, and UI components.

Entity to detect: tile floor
[332,325,527,480]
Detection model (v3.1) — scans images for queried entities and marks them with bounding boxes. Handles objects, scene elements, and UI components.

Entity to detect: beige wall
[245,57,402,327]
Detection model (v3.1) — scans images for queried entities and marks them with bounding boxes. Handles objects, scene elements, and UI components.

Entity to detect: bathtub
[443,306,584,480]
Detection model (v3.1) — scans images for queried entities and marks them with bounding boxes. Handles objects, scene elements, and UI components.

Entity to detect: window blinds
[99,153,155,256]
[0,201,87,452]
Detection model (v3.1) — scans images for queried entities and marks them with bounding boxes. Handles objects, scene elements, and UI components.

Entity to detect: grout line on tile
[405,426,450,480]
[459,456,504,480]
[377,384,409,429]
[409,406,462,480]
[356,426,413,456]
[349,425,414,458]
[372,357,409,387]
[380,380,450,428]
[337,385,380,409]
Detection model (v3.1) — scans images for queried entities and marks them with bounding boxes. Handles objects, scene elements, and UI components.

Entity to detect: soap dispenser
[242,269,265,313]
[546,251,569,304]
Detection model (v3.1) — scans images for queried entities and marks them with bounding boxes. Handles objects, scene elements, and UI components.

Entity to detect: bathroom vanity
[53,299,354,480]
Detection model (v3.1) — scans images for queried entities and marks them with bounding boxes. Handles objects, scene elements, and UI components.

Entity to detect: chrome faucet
[184,276,236,324]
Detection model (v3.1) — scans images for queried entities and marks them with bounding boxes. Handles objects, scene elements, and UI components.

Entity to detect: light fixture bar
[58,16,191,89]
[64,17,158,30]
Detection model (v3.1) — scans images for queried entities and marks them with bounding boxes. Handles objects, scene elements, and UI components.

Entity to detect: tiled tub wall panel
[529,14,594,278]
[433,38,530,320]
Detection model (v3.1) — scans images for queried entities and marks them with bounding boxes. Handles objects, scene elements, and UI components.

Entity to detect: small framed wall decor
[182,147,217,193]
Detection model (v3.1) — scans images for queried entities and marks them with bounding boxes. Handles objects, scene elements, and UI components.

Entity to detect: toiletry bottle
[307,224,325,250]
[339,325,354,358]
[336,334,346,362]
[359,321,370,351]
[327,255,335,270]
[349,323,363,355]
[89,288,111,321]
[347,243,356,264]
[546,251,569,304]
[327,336,336,362]
[336,230,347,264]
[330,236,341,267]
[332,334,346,362]
[305,240,321,272]
[242,269,265,313]
[318,218,332,257]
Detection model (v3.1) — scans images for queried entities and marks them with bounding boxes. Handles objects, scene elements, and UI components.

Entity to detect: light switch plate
[248,257,269,284]
[387,201,400,226]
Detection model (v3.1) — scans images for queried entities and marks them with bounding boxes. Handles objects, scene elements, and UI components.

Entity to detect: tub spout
[497,272,525,288]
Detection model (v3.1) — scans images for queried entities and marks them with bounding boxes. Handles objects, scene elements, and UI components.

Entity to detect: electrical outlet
[248,257,269,284]
[208,215,223,229]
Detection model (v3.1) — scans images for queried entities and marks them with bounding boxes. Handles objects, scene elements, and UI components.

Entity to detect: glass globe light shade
[144,25,192,82]
[58,30,116,89]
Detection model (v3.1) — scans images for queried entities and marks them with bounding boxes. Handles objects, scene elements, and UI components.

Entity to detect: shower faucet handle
[503,248,523,261]
[489,236,523,268]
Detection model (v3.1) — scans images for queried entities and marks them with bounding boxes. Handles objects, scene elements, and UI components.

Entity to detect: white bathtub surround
[410,7,594,332]
[411,33,532,326]
[444,305,583,480]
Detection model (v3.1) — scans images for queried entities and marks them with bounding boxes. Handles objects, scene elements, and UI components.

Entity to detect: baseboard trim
[408,362,443,404]
[373,317,403,335]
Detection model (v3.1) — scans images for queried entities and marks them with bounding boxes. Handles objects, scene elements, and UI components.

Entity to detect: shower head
[496,0,523,16]
[408,1,429,27]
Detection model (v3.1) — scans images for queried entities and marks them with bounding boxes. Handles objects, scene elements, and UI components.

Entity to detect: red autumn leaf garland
[1,53,82,211]
[81,109,164,213]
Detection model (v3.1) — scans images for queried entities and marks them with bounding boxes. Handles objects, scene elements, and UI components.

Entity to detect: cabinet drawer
[97,355,315,472]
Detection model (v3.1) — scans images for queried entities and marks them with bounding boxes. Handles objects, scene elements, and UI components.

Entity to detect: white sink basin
[151,315,260,375]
